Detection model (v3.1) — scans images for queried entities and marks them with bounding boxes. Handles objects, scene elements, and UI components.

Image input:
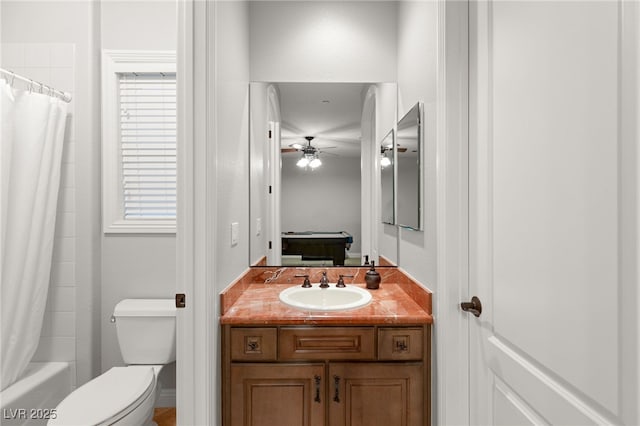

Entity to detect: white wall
[211,1,251,422]
[100,0,176,50]
[1,0,101,389]
[213,1,251,289]
[99,0,178,394]
[249,1,397,82]
[396,1,438,288]
[396,2,439,424]
[375,83,399,264]
[281,156,362,254]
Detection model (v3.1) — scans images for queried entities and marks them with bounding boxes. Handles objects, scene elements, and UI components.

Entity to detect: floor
[153,408,176,426]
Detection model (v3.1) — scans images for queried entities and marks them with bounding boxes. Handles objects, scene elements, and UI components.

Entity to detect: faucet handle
[319,271,330,288]
[295,274,312,288]
[336,274,354,288]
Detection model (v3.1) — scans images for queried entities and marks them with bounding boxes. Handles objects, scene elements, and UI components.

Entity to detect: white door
[468,1,639,424]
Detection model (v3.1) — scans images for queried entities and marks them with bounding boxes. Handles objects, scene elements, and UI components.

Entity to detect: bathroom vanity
[220,267,432,426]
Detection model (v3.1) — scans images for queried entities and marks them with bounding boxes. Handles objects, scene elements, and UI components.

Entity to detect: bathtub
[1,362,71,426]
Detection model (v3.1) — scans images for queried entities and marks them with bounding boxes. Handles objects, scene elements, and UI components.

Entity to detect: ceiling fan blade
[396,147,408,152]
[281,148,299,153]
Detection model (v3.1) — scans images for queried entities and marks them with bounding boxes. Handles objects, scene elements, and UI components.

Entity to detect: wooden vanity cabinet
[222,326,430,426]
[329,362,424,426]
[229,363,326,426]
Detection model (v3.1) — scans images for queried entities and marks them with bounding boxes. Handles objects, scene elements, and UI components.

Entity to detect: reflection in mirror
[249,82,397,267]
[396,102,422,230]
[380,130,395,225]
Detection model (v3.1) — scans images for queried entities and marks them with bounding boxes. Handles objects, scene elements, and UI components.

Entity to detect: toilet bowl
[49,299,176,426]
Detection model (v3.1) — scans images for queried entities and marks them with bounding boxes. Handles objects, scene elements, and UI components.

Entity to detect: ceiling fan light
[380,156,391,168]
[309,157,322,169]
[297,157,310,167]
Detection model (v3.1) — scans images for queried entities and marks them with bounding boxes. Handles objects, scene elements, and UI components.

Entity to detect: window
[102,50,176,233]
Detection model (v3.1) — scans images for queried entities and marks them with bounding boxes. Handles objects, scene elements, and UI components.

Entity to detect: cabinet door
[230,363,325,426]
[329,363,424,426]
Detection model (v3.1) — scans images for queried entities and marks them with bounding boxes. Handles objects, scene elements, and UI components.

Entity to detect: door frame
[434,0,471,424]
[176,0,214,424]
[361,85,378,263]
[267,120,282,265]
[176,0,474,424]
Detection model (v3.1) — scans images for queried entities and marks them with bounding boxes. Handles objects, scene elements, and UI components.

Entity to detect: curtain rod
[0,68,72,103]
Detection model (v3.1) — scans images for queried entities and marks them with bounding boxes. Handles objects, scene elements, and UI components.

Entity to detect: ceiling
[277,82,367,158]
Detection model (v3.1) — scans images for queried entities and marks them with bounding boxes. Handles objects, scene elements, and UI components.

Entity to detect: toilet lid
[50,367,155,426]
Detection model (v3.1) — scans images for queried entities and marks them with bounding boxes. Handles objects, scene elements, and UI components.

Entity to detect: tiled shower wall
[2,43,78,388]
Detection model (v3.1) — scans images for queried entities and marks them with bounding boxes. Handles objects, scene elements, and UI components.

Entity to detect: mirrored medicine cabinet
[248,82,399,268]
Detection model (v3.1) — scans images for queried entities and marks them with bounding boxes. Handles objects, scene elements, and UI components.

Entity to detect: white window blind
[118,72,176,219]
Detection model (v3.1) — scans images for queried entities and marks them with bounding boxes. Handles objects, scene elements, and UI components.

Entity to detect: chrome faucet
[319,271,330,288]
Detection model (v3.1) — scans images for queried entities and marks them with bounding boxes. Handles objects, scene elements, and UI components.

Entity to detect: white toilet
[49,299,176,426]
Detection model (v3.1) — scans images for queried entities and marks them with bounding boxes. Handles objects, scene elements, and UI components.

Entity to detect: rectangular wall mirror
[396,102,423,230]
[380,129,395,225]
[249,82,397,267]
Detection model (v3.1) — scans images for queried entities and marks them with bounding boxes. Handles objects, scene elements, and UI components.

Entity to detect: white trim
[361,85,377,263]
[204,3,217,424]
[101,49,177,234]
[268,120,282,265]
[620,1,640,422]
[266,85,281,265]
[156,388,176,408]
[435,0,470,425]
[176,1,198,424]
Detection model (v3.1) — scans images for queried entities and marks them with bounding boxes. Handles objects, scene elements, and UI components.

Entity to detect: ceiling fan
[381,144,408,154]
[281,136,336,154]
[281,136,333,169]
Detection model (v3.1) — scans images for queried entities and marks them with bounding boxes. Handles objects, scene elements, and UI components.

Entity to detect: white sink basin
[279,284,372,312]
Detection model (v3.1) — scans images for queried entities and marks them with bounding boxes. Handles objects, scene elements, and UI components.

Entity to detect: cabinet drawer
[279,327,375,360]
[230,327,277,361]
[378,328,424,360]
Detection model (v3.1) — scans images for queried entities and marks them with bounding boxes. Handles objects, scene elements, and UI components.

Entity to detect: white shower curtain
[0,79,68,391]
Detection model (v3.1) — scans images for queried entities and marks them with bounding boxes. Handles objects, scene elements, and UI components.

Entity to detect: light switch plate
[256,218,262,236]
[231,222,239,246]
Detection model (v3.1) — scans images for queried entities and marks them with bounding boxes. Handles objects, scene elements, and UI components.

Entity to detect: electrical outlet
[231,222,239,246]
[256,218,262,236]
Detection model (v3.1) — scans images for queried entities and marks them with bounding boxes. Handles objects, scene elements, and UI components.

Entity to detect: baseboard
[156,388,176,408]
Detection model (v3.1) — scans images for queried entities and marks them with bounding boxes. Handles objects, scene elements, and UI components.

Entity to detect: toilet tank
[113,299,176,365]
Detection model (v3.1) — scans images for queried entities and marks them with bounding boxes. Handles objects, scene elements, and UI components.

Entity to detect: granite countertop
[220,267,433,326]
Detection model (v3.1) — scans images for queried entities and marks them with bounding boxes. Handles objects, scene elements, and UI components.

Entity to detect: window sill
[104,220,176,234]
